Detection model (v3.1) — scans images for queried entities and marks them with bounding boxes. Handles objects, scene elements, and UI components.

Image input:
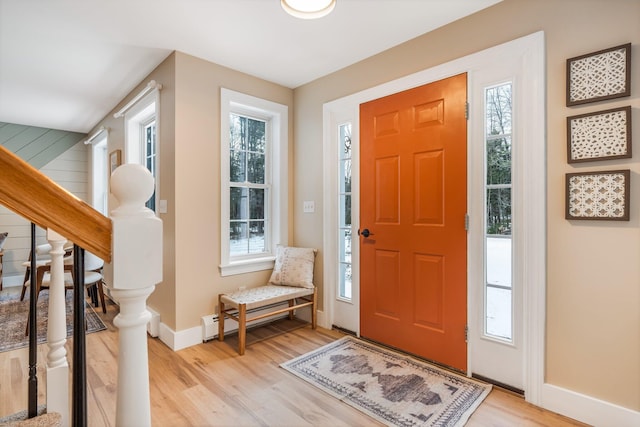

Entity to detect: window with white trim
[124,91,159,213]
[220,89,288,276]
[91,133,109,215]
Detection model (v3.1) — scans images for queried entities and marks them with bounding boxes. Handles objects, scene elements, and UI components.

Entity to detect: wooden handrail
[0,145,111,262]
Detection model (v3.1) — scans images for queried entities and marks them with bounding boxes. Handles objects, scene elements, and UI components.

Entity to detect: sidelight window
[484,83,513,341]
[338,122,352,300]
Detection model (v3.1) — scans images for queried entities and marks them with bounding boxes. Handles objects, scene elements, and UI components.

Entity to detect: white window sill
[219,256,276,277]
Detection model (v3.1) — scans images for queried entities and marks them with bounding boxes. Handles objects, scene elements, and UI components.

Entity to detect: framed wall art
[566,169,630,221]
[566,43,631,106]
[567,106,632,163]
[109,149,122,174]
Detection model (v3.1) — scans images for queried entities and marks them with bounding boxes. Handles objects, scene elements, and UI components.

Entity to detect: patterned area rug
[0,288,106,353]
[281,336,491,427]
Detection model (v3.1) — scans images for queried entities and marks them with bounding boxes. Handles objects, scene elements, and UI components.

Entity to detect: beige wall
[88,52,294,333]
[293,0,639,411]
[172,52,294,331]
[89,53,179,327]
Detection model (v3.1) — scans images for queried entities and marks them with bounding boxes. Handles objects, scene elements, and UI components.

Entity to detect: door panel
[360,73,467,371]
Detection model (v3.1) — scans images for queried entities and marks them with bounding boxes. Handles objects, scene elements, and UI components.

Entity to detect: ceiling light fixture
[281,0,336,19]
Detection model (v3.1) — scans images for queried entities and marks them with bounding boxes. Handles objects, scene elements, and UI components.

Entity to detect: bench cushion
[220,285,315,311]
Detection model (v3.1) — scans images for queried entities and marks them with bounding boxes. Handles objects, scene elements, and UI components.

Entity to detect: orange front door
[359,73,468,371]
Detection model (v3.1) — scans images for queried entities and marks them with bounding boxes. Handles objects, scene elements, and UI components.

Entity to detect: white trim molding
[542,383,640,427]
[219,88,289,276]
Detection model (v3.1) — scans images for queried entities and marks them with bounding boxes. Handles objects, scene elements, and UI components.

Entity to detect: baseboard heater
[201,301,291,342]
[147,306,160,338]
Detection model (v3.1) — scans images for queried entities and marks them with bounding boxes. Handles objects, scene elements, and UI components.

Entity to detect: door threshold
[331,325,357,337]
[472,373,524,396]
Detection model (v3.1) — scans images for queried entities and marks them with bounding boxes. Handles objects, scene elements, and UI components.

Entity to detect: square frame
[566,169,630,221]
[109,149,121,174]
[567,106,632,163]
[566,43,631,106]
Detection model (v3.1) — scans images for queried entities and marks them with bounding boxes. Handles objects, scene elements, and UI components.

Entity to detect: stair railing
[0,145,162,426]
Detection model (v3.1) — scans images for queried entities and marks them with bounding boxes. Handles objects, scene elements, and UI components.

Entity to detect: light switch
[158,199,168,214]
[303,200,315,213]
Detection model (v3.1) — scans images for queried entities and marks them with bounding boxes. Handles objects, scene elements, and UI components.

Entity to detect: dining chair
[20,242,73,301]
[25,251,107,335]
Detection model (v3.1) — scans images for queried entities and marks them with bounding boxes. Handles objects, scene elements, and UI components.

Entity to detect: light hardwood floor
[0,298,588,426]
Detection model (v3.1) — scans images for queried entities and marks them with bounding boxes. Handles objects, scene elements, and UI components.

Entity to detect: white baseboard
[317,310,326,329]
[156,308,325,352]
[2,275,23,288]
[542,383,640,427]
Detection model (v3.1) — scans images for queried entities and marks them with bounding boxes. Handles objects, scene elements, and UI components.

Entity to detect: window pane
[230,187,248,220]
[249,220,265,253]
[486,136,511,185]
[340,195,351,227]
[486,85,512,135]
[339,263,352,299]
[486,237,512,287]
[341,159,352,192]
[145,123,156,172]
[486,286,512,340]
[247,153,265,184]
[340,123,352,159]
[247,118,266,152]
[249,188,265,219]
[229,114,246,151]
[230,222,248,256]
[339,229,351,263]
[486,188,511,235]
[230,150,246,182]
[144,121,157,211]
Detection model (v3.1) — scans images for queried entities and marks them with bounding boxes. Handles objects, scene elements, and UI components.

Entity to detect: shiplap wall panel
[0,123,28,142]
[29,132,87,169]
[2,126,49,153]
[0,122,86,169]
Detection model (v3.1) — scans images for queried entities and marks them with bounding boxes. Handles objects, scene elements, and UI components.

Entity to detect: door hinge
[464,213,469,231]
[465,102,469,120]
[465,325,469,343]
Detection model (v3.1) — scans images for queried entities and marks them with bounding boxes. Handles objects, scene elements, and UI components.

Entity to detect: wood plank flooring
[0,298,588,426]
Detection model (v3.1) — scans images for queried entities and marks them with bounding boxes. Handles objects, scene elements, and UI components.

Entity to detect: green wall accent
[0,122,86,169]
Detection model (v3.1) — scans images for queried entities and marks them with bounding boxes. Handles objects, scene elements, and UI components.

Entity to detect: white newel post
[107,164,162,427]
[45,229,70,426]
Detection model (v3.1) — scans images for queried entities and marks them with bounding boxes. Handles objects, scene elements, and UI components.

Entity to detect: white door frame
[322,31,545,404]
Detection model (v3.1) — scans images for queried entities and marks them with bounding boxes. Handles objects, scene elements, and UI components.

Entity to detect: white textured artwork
[567,44,630,105]
[567,171,629,220]
[568,107,630,162]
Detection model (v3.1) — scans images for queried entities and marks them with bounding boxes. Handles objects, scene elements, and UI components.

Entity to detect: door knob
[358,228,373,238]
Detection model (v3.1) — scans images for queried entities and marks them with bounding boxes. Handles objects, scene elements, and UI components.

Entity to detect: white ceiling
[0,0,501,133]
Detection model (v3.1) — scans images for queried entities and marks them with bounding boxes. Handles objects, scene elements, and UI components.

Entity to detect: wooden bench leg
[311,288,317,329]
[238,303,246,355]
[288,299,294,320]
[218,295,225,342]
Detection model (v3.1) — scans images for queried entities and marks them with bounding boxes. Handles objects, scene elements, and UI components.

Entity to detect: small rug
[281,336,491,427]
[0,289,106,353]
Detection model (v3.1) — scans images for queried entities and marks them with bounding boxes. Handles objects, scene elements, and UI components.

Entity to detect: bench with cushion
[218,246,317,355]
